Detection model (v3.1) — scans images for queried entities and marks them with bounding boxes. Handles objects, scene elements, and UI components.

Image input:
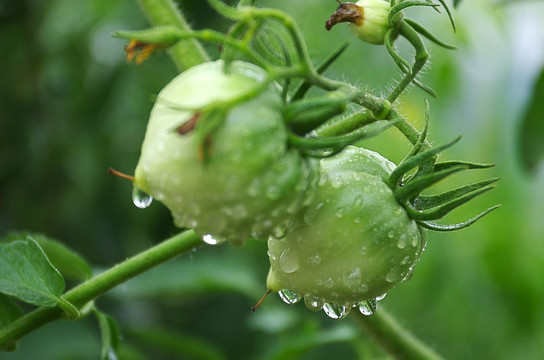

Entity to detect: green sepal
[394,164,468,204]
[433,160,495,171]
[435,0,457,32]
[388,1,439,25]
[389,136,462,189]
[405,19,456,49]
[413,79,437,98]
[417,205,500,231]
[413,178,500,210]
[290,120,398,158]
[113,26,182,45]
[405,185,496,221]
[291,41,350,101]
[385,29,411,74]
[285,94,350,134]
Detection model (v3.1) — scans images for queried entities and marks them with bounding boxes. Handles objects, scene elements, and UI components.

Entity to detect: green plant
[1,0,500,359]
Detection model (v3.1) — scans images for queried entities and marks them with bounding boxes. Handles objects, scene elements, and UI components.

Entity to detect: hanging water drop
[132,186,153,209]
[304,296,324,312]
[322,302,350,319]
[202,234,223,245]
[358,299,378,316]
[278,289,301,304]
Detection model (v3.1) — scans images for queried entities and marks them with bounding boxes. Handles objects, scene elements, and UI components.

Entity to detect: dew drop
[308,254,322,265]
[278,289,301,304]
[322,302,351,319]
[397,234,408,249]
[202,234,222,245]
[386,266,402,283]
[331,177,343,188]
[304,296,324,312]
[342,268,361,288]
[132,186,153,209]
[412,236,419,247]
[387,230,395,239]
[324,277,334,289]
[279,248,299,274]
[358,299,378,316]
[376,293,387,301]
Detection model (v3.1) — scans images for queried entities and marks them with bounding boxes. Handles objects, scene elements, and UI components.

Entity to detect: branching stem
[0,230,203,349]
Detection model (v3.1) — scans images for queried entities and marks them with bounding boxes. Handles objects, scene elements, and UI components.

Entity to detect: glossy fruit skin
[134,60,312,246]
[267,146,426,306]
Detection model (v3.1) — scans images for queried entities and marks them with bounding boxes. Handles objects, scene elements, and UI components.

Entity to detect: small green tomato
[326,0,391,45]
[266,146,426,318]
[134,60,312,246]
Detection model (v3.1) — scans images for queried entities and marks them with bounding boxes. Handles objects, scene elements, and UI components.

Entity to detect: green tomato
[266,146,426,318]
[134,60,312,246]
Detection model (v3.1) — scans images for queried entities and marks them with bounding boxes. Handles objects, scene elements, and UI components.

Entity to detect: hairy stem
[0,230,203,349]
[353,307,444,360]
[137,0,210,71]
[387,21,429,103]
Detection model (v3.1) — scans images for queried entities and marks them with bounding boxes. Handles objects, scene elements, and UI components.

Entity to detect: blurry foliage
[1,0,544,359]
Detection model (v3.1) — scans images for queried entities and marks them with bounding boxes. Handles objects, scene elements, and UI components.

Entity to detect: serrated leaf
[3,232,92,281]
[94,309,121,360]
[0,238,65,307]
[519,65,544,173]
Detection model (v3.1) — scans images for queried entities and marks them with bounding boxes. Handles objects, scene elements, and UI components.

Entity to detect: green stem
[0,230,203,349]
[353,307,444,360]
[137,0,210,71]
[387,21,429,103]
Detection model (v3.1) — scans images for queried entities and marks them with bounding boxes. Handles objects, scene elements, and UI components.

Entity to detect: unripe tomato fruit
[266,146,426,311]
[134,60,312,246]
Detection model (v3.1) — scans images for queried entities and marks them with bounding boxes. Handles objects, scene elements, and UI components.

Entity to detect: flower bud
[326,0,391,45]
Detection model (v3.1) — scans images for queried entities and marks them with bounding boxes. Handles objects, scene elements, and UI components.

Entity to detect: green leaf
[453,0,463,8]
[519,65,544,173]
[0,294,24,329]
[94,309,121,360]
[0,238,65,307]
[2,232,92,281]
[0,294,24,351]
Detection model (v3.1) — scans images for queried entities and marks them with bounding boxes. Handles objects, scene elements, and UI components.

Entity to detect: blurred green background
[1,0,544,359]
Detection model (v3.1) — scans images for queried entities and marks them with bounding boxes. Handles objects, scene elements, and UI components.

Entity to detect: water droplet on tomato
[358,299,378,316]
[279,289,301,304]
[304,296,324,312]
[279,248,299,274]
[386,266,402,283]
[343,268,361,287]
[308,254,322,265]
[132,186,153,209]
[202,234,221,245]
[397,234,407,249]
[322,302,350,319]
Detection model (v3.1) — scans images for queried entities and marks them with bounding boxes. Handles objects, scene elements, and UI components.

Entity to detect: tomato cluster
[133,59,429,315]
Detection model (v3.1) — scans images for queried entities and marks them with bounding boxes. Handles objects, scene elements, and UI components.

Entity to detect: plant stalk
[0,230,203,349]
[353,307,444,360]
[137,0,210,71]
